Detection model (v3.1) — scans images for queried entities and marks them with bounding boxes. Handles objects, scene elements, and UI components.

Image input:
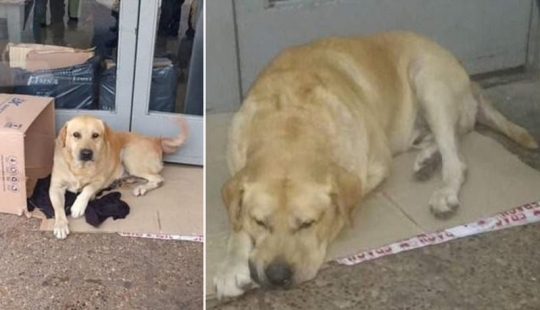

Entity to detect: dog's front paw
[70,199,88,218]
[214,261,252,299]
[429,187,459,218]
[53,218,70,239]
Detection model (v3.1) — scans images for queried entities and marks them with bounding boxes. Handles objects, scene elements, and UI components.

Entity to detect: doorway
[0,0,203,165]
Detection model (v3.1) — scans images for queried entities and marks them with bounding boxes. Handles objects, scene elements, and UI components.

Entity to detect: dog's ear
[329,164,363,225]
[221,170,248,232]
[58,123,68,148]
[100,119,113,141]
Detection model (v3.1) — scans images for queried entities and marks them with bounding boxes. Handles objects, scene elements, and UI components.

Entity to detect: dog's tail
[472,82,538,149]
[160,116,190,154]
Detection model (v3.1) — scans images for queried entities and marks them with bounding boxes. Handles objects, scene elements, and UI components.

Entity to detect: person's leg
[92,1,118,58]
[32,0,47,43]
[157,0,174,37]
[49,0,65,45]
[67,0,81,28]
[185,3,195,40]
[41,0,48,25]
[105,10,120,53]
[68,0,81,18]
[156,0,175,54]
[168,0,184,37]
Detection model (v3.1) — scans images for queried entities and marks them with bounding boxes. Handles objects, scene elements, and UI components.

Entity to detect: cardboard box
[0,94,55,215]
[5,43,94,72]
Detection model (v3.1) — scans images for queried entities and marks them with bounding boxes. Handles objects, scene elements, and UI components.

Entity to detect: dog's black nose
[79,149,93,161]
[265,261,292,286]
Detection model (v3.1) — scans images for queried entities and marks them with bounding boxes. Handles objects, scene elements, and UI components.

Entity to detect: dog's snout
[79,148,93,161]
[265,261,293,287]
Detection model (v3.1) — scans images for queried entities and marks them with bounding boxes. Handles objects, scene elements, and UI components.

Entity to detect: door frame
[131,0,204,165]
[527,0,540,71]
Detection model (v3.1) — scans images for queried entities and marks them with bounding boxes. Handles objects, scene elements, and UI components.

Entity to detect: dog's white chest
[63,168,93,194]
[66,180,82,193]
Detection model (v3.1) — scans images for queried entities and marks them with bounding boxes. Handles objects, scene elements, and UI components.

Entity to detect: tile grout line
[380,191,424,231]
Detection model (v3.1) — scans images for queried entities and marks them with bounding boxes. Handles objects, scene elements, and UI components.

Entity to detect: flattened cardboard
[383,134,540,231]
[205,113,540,297]
[328,193,423,259]
[0,94,55,215]
[39,164,203,237]
[6,43,94,72]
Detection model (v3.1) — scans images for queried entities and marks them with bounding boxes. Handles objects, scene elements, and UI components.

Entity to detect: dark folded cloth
[27,175,130,228]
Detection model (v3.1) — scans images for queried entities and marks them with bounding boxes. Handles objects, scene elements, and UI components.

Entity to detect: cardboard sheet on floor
[205,113,540,297]
[39,164,203,238]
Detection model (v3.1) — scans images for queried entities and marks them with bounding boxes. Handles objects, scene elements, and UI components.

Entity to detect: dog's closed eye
[296,219,316,231]
[298,220,315,230]
[252,217,274,232]
[254,219,268,229]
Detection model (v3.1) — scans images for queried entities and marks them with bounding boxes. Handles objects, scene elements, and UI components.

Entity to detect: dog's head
[222,163,362,288]
[58,115,111,165]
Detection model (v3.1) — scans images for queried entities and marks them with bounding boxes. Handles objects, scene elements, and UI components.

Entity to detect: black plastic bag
[13,56,100,110]
[99,58,177,112]
[99,66,116,111]
[150,59,178,113]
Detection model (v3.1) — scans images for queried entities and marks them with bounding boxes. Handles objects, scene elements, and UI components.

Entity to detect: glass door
[0,0,140,131]
[0,0,202,164]
[131,0,203,165]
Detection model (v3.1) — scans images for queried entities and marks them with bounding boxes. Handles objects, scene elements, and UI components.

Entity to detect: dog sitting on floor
[49,115,188,239]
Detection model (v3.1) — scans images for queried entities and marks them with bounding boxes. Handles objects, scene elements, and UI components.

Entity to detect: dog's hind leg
[413,134,441,181]
[409,52,476,218]
[419,91,468,218]
[122,140,165,196]
[130,173,164,197]
[411,67,470,218]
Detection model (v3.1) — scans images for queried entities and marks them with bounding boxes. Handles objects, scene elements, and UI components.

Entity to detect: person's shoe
[53,39,68,47]
[67,17,78,29]
[185,28,195,40]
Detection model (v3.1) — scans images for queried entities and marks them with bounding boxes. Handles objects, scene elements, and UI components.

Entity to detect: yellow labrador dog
[214,31,538,298]
[49,115,188,239]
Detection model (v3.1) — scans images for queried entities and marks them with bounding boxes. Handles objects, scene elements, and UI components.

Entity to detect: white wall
[207,0,540,114]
